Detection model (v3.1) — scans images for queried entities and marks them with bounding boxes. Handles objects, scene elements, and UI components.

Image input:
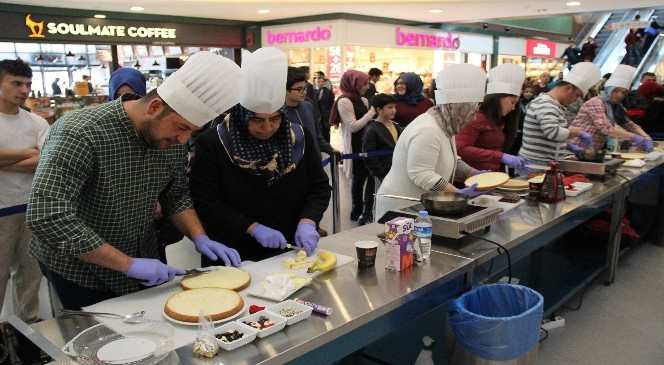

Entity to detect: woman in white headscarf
[375,64,488,219]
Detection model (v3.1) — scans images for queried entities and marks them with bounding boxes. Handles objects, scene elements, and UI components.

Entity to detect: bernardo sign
[26,14,176,40]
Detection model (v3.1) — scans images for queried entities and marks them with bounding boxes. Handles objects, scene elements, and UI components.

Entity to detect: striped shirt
[518,93,572,163]
[27,97,192,295]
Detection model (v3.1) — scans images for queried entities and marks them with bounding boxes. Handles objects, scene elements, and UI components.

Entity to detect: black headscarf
[217,104,305,185]
[393,72,425,105]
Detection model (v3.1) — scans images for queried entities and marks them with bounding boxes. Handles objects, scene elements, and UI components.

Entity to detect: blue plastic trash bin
[448,284,544,362]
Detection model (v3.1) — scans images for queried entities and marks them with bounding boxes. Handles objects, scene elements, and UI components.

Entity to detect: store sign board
[265,25,332,45]
[395,27,460,50]
[0,12,242,46]
[26,14,176,39]
[606,21,649,31]
[526,39,557,58]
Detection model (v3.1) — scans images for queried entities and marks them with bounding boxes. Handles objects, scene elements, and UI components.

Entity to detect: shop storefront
[524,39,565,79]
[0,10,242,102]
[262,20,493,94]
[499,36,567,80]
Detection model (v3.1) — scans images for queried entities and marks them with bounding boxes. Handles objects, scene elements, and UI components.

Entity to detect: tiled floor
[537,243,664,365]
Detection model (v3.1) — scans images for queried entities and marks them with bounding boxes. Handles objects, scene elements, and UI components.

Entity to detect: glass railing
[632,34,664,88]
[597,9,658,75]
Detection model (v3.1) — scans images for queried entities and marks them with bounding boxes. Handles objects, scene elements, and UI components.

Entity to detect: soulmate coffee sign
[26,14,176,39]
[0,12,242,47]
[395,27,460,50]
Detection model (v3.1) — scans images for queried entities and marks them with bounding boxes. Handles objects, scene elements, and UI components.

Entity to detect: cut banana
[284,250,314,269]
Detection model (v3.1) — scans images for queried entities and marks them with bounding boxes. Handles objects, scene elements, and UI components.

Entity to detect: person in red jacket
[457,64,526,171]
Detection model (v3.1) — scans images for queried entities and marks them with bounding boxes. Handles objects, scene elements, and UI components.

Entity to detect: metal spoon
[60,309,146,324]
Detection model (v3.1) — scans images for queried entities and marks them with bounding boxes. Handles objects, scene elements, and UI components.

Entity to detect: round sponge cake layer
[180,267,251,291]
[164,288,243,323]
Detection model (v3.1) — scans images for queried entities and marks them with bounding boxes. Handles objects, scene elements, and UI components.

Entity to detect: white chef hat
[157,51,241,127]
[239,47,288,114]
[486,64,526,96]
[434,64,487,105]
[563,62,601,95]
[605,65,637,90]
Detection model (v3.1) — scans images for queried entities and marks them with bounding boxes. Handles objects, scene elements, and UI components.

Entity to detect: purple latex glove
[458,183,482,198]
[567,143,583,153]
[126,258,184,286]
[631,134,646,146]
[250,224,287,249]
[578,132,592,146]
[193,234,241,267]
[500,154,526,169]
[294,222,320,256]
[632,135,653,152]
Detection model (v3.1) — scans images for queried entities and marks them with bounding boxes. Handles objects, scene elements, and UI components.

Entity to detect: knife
[177,267,219,276]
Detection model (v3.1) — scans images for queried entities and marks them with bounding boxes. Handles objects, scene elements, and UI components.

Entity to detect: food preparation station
[13,157,664,365]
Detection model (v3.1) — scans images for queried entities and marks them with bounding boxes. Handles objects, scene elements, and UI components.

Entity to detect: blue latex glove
[193,234,241,267]
[500,154,526,169]
[250,224,287,249]
[567,143,583,153]
[458,183,482,198]
[642,138,654,152]
[126,258,184,286]
[578,132,593,146]
[294,222,320,256]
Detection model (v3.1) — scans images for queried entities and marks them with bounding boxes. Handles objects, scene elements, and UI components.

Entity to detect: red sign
[526,39,557,59]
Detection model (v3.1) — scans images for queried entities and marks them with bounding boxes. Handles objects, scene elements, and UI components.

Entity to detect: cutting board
[245,250,355,301]
[84,249,355,350]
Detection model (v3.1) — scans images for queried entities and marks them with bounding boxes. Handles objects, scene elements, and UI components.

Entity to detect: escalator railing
[574,13,611,45]
[595,9,653,75]
[631,34,664,88]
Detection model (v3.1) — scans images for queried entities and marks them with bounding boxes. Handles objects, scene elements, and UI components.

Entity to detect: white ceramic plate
[214,321,258,352]
[97,337,157,364]
[265,300,313,326]
[162,300,248,327]
[237,311,287,338]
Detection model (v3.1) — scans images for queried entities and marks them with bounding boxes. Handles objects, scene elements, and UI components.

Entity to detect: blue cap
[418,210,429,217]
[109,67,146,101]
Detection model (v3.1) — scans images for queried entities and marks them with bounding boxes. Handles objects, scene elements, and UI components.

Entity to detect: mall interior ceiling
[4,0,664,27]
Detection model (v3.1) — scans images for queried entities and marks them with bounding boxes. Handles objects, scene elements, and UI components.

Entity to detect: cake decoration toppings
[216,330,244,343]
[243,316,274,330]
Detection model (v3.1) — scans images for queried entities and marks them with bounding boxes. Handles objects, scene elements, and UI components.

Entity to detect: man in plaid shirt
[27,52,243,309]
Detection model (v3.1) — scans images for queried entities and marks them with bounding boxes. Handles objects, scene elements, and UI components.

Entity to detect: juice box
[384,217,415,271]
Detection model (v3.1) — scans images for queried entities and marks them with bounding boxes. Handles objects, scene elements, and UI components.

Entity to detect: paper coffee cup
[354,241,379,268]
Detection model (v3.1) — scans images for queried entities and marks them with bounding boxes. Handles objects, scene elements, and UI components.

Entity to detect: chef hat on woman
[239,47,288,114]
[605,65,637,90]
[434,64,487,105]
[157,51,242,126]
[486,64,526,96]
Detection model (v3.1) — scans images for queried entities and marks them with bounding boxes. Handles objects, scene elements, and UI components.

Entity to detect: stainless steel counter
[32,225,474,365]
[27,159,663,365]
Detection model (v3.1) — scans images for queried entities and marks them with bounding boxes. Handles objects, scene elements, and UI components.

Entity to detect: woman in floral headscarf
[375,64,488,219]
[189,104,330,263]
[330,70,376,223]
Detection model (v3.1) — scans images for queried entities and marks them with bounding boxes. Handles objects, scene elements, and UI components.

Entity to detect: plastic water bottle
[606,137,618,153]
[414,210,432,261]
